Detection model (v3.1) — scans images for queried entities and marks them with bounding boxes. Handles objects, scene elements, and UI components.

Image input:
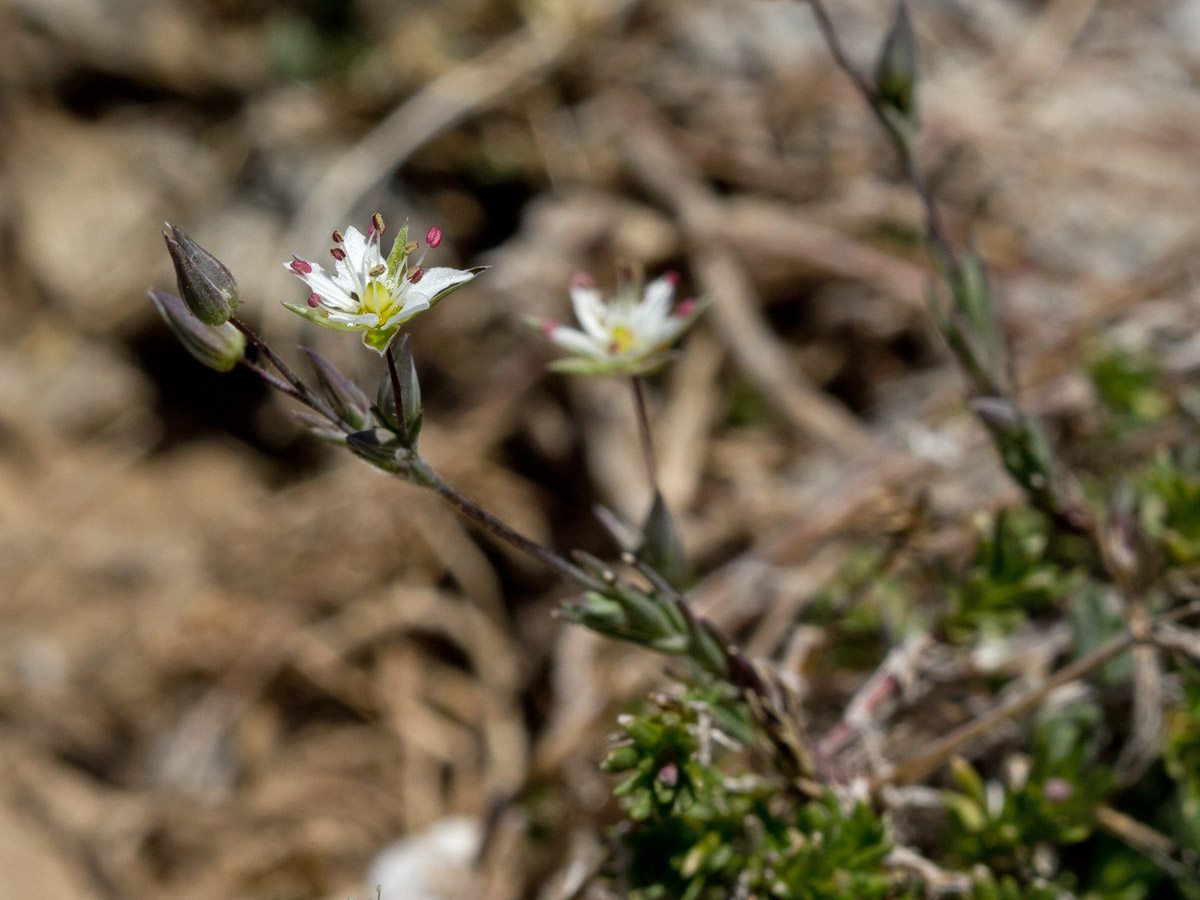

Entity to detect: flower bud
[875,1,919,126]
[148,289,245,372]
[162,224,240,325]
[301,347,373,431]
[375,334,423,445]
[639,490,688,589]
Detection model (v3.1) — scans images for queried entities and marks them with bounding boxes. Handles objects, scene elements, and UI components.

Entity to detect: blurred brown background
[4,0,1200,897]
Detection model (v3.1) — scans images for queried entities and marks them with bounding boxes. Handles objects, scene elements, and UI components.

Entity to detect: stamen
[673,298,698,317]
[332,230,344,243]
[572,271,596,288]
[307,293,321,308]
[403,241,419,256]
[331,247,346,261]
[425,226,442,248]
[371,212,386,236]
[664,270,681,286]
[369,264,386,278]
[407,266,425,284]
[290,258,313,274]
[540,319,559,337]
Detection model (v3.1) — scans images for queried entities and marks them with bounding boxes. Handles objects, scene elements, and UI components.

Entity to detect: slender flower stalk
[407,456,602,591]
[631,376,658,489]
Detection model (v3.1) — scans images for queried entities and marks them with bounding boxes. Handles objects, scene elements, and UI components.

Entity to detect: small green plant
[1165,671,1200,856]
[603,696,895,900]
[943,701,1111,881]
[1090,348,1170,429]
[147,3,1200,899]
[1140,452,1200,566]
[944,509,1079,642]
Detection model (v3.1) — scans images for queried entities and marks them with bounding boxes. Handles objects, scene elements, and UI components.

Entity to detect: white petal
[637,276,675,326]
[381,296,431,329]
[411,267,477,305]
[569,285,608,340]
[550,326,607,359]
[307,267,360,312]
[285,260,356,311]
[341,226,370,269]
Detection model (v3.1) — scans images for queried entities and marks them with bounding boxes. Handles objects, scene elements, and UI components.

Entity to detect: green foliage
[967,872,1063,900]
[1139,452,1200,566]
[1067,583,1132,685]
[944,509,1079,642]
[943,701,1111,879]
[1164,670,1200,855]
[604,698,896,900]
[1089,348,1170,428]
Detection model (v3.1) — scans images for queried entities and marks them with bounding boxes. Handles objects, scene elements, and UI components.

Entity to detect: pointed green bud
[300,348,372,431]
[638,490,688,589]
[149,289,245,372]
[376,335,422,445]
[395,333,422,440]
[376,367,398,431]
[162,224,240,325]
[875,1,919,126]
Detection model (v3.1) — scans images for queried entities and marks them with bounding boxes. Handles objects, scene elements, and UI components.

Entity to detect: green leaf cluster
[945,509,1079,642]
[943,702,1111,880]
[604,700,896,900]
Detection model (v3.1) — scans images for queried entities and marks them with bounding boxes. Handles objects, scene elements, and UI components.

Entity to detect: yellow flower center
[608,325,635,355]
[362,280,399,323]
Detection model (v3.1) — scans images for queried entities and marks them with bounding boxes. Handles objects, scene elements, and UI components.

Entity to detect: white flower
[534,271,703,375]
[284,216,478,354]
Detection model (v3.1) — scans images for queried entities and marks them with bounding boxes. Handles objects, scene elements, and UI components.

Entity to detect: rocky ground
[3,0,1200,898]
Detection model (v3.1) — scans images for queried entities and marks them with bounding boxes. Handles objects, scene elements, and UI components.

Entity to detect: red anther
[407,266,424,284]
[664,270,681,286]
[571,271,596,288]
[371,212,386,235]
[330,247,346,261]
[540,319,559,337]
[306,293,321,308]
[290,258,313,275]
[332,230,344,243]
[673,298,698,317]
[607,340,620,355]
[425,226,442,248]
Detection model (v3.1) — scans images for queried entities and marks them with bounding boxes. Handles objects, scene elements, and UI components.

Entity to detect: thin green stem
[408,457,605,591]
[631,376,658,491]
[239,358,310,405]
[230,315,340,425]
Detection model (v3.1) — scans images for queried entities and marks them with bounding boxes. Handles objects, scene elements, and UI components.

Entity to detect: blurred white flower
[367,817,480,900]
[533,270,703,375]
[284,216,478,354]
